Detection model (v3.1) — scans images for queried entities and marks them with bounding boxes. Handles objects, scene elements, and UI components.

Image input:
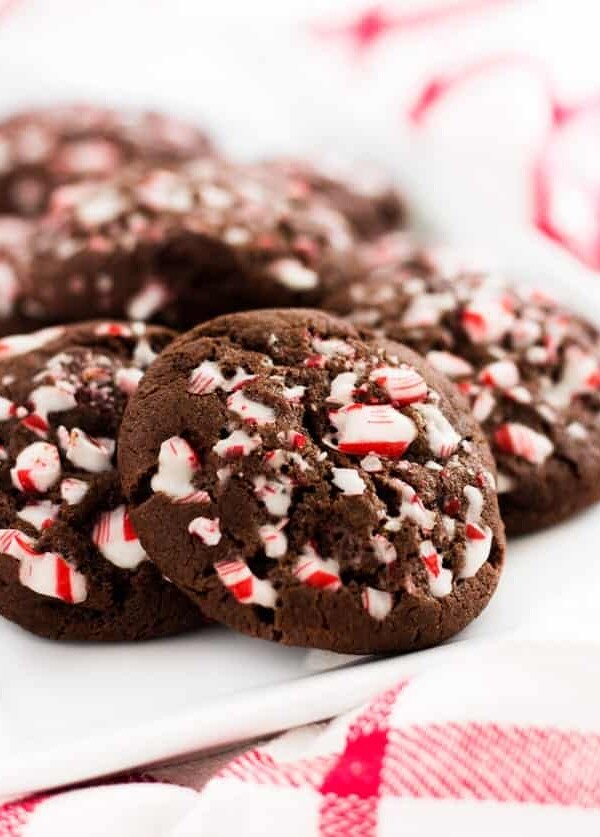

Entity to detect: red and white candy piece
[494,422,554,465]
[92,505,147,569]
[60,478,89,505]
[55,138,122,175]
[360,454,383,472]
[269,258,318,291]
[11,442,61,493]
[253,474,293,517]
[330,403,417,458]
[396,480,436,532]
[401,292,455,329]
[115,367,144,396]
[361,587,393,621]
[0,395,26,422]
[413,403,461,459]
[126,280,170,322]
[58,427,114,473]
[420,540,452,598]
[189,516,222,547]
[328,371,358,405]
[226,390,276,426]
[311,336,355,359]
[544,345,600,408]
[331,467,366,496]
[0,259,18,317]
[75,185,127,227]
[426,351,473,379]
[369,365,427,406]
[151,436,209,503]
[0,528,87,604]
[213,429,261,459]
[460,485,493,579]
[478,360,520,389]
[0,326,63,360]
[137,169,194,213]
[371,534,397,565]
[461,295,514,344]
[21,384,77,438]
[472,389,496,423]
[214,559,276,608]
[17,500,60,531]
[188,361,255,396]
[94,322,133,337]
[258,520,288,558]
[293,544,341,592]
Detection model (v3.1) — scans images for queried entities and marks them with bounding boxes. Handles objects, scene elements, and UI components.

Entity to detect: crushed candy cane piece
[189,516,222,547]
[92,505,147,569]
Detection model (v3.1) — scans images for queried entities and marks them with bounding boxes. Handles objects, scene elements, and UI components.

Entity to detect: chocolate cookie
[0,216,41,336]
[324,233,600,535]
[263,159,405,239]
[0,104,213,217]
[20,159,356,331]
[0,321,204,640]
[119,309,504,655]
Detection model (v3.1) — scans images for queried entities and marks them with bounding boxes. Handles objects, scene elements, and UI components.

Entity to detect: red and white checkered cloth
[3,641,600,836]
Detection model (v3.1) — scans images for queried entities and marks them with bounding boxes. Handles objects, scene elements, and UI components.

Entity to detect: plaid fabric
[4,643,600,836]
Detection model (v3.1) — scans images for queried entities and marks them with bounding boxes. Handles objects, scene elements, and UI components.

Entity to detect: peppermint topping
[494,423,554,465]
[270,259,318,291]
[361,587,393,620]
[420,540,452,597]
[92,505,147,569]
[426,351,473,378]
[472,389,496,423]
[60,477,89,505]
[413,403,461,458]
[214,559,277,608]
[226,390,276,426]
[478,360,520,389]
[331,467,367,496]
[461,296,514,344]
[151,436,208,503]
[126,280,169,322]
[58,427,114,473]
[328,372,358,404]
[331,403,417,458]
[0,528,87,604]
[460,486,493,579]
[253,474,293,517]
[0,327,63,359]
[312,336,355,359]
[188,361,255,396]
[17,500,59,531]
[258,521,288,558]
[402,292,454,328]
[395,480,436,532]
[293,545,341,591]
[189,516,222,546]
[371,534,397,564]
[11,442,61,493]
[369,365,427,405]
[213,429,261,458]
[543,346,600,408]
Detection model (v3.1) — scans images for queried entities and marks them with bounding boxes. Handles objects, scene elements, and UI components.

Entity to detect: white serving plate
[1,222,599,801]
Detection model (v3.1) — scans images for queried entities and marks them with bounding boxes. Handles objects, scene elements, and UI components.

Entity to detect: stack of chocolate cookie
[0,103,594,655]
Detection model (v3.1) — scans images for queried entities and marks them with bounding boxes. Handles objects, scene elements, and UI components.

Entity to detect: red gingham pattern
[3,650,600,834]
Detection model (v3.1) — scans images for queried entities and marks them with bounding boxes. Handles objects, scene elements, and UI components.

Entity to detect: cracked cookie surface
[119,309,504,654]
[0,320,204,640]
[324,234,600,535]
